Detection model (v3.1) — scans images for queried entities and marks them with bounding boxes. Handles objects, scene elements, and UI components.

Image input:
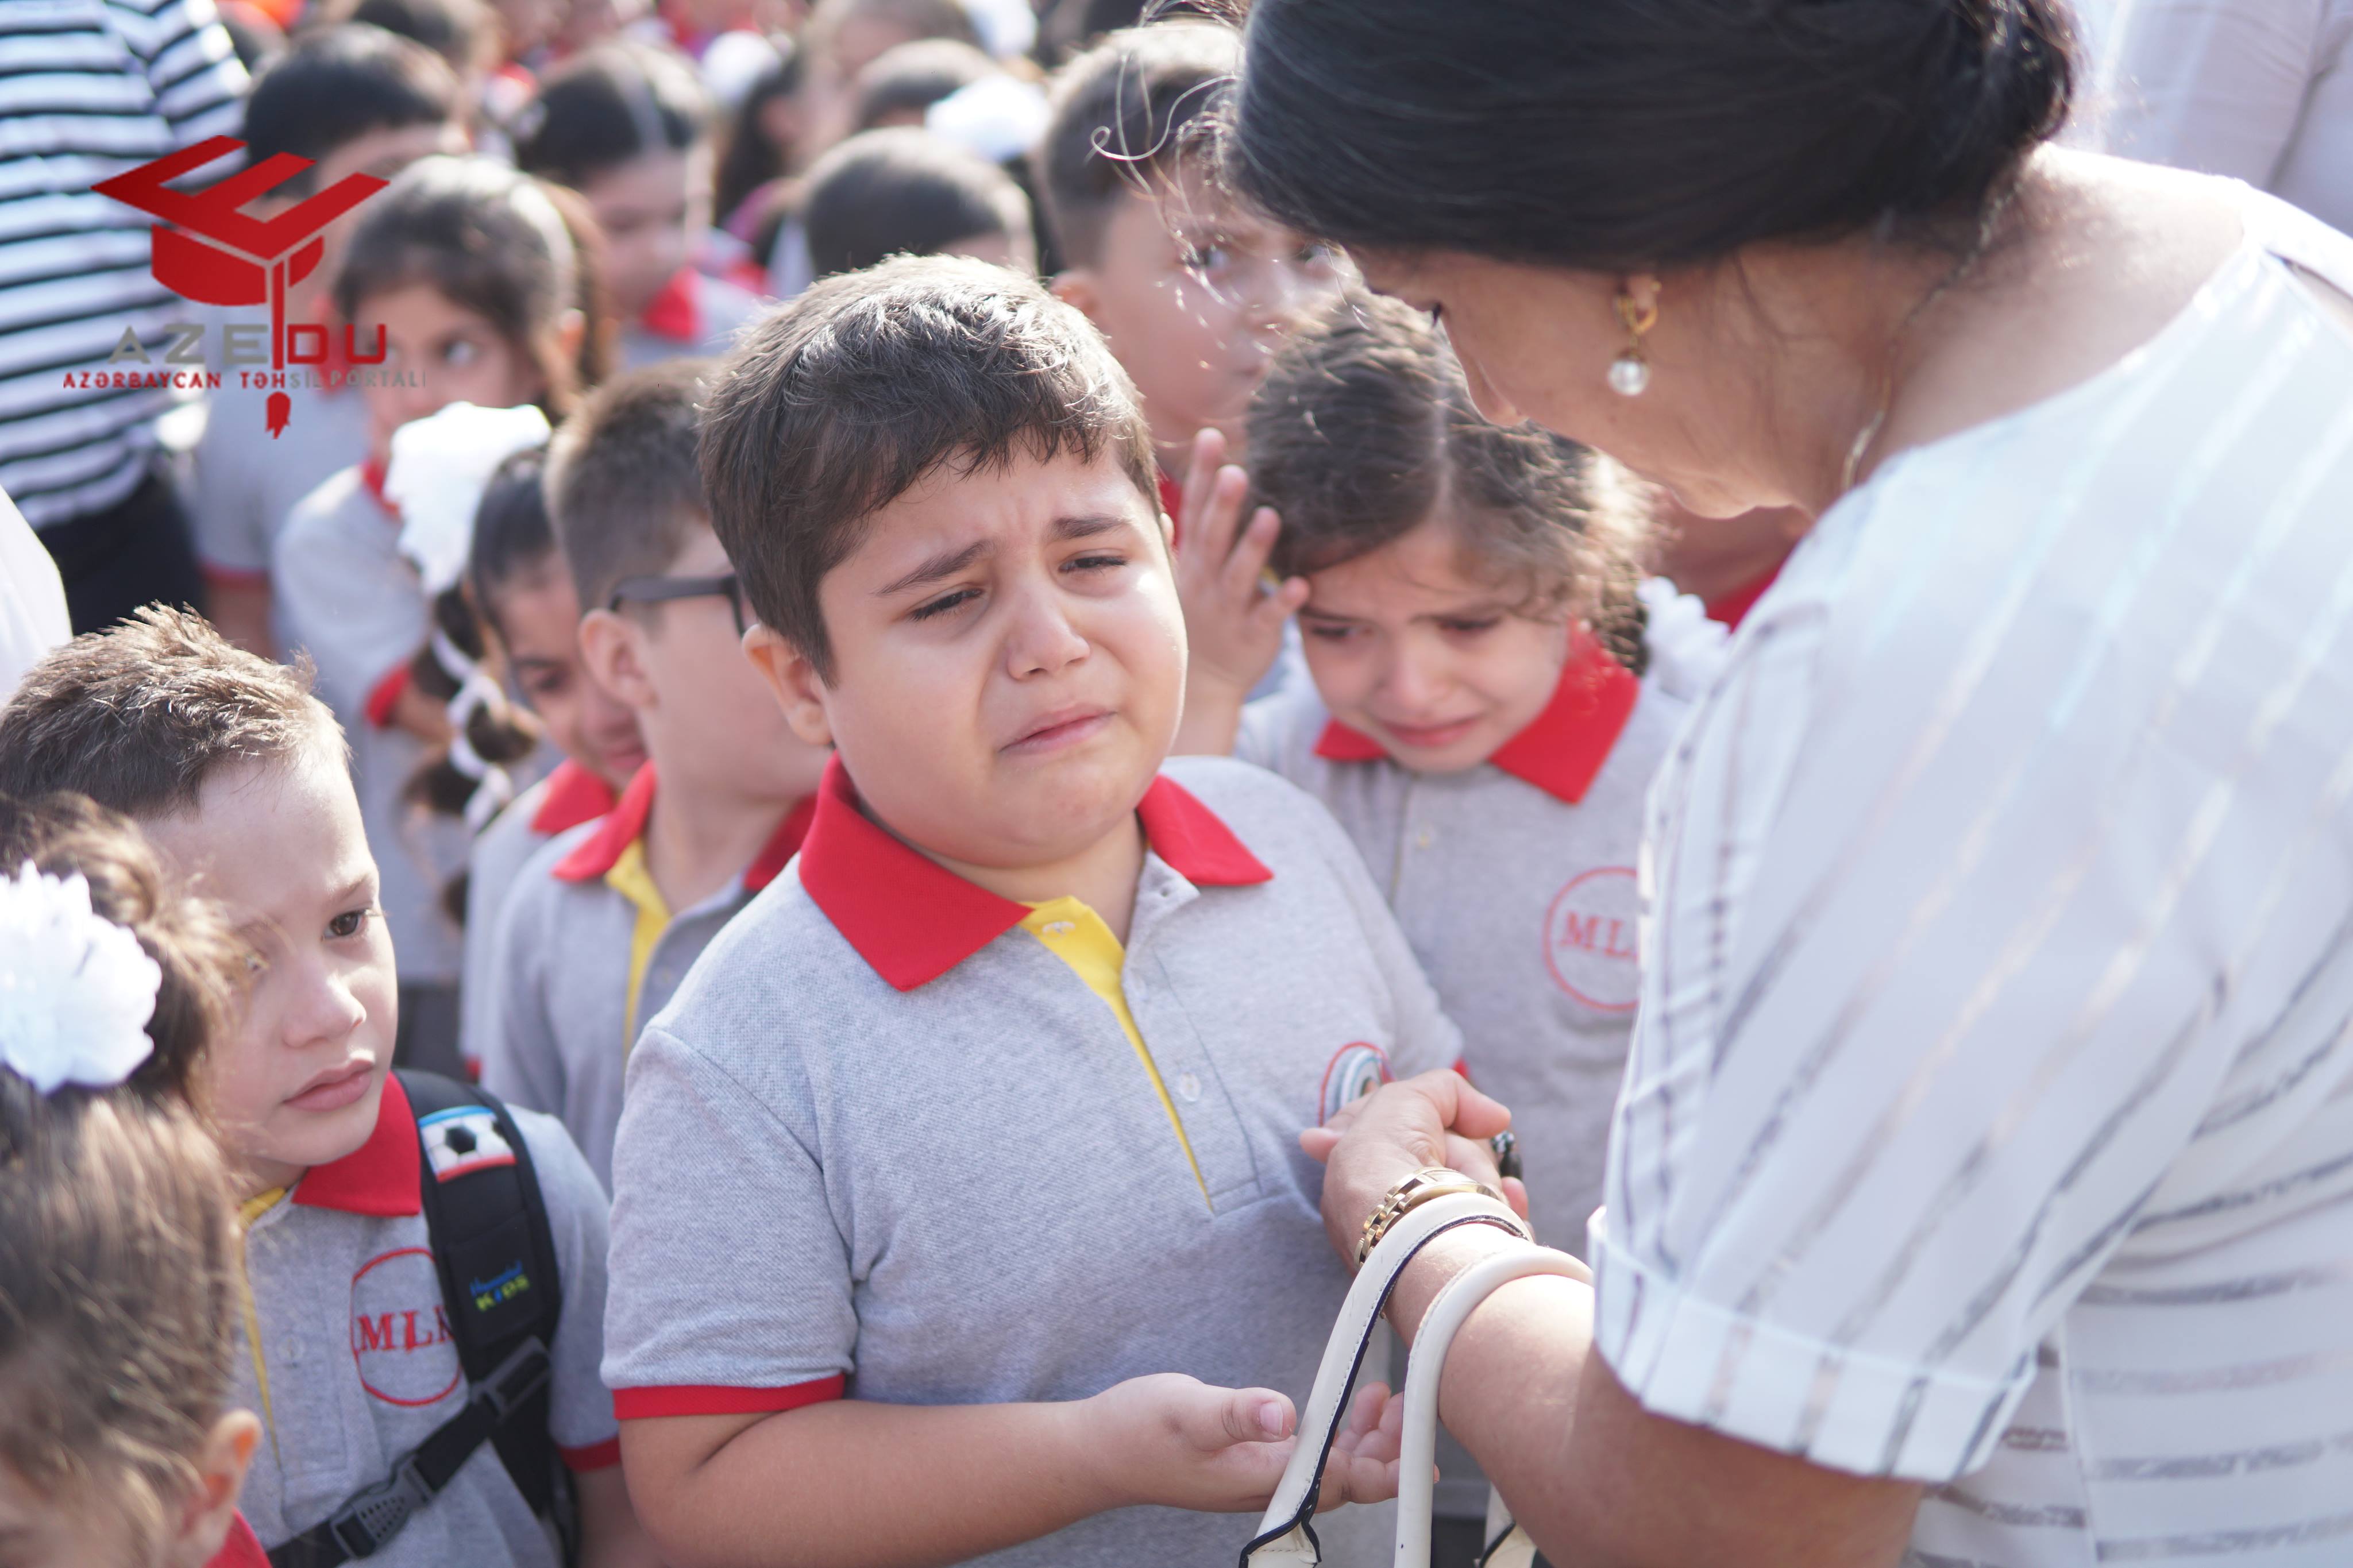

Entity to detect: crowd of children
[1,3,1808,1565]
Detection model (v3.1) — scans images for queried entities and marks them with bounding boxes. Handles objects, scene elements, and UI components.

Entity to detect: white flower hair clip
[386,402,553,597]
[0,861,161,1094]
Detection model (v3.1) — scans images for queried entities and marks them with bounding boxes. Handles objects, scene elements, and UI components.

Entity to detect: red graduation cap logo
[92,136,388,435]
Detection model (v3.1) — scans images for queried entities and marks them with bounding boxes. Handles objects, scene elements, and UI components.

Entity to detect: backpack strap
[397,1069,567,1523]
[264,1072,568,1567]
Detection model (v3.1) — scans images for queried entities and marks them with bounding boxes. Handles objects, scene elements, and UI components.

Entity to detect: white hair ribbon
[0,862,161,1094]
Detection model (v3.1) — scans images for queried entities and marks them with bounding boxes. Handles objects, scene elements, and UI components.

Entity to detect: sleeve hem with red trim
[558,1436,624,1472]
[612,1373,846,1421]
[363,664,411,729]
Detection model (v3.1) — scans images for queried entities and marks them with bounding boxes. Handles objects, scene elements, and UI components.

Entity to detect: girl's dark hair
[1222,0,2075,269]
[406,447,557,900]
[715,49,807,230]
[0,794,242,1550]
[512,40,712,192]
[1249,293,1650,671]
[802,128,1032,279]
[334,154,608,418]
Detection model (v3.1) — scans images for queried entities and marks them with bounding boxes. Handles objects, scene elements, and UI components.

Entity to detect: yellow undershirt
[1021,897,1210,1210]
[237,1187,286,1463]
[605,837,672,1053]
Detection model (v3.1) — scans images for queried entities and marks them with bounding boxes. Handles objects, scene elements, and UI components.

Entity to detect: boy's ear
[743,624,835,749]
[164,1409,259,1568]
[577,607,659,712]
[1050,269,1104,328]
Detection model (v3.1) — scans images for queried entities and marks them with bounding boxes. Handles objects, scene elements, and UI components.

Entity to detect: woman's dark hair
[715,49,807,230]
[1222,0,2075,268]
[1249,293,1650,671]
[512,40,712,192]
[335,154,608,419]
[405,447,557,894]
[801,128,1032,278]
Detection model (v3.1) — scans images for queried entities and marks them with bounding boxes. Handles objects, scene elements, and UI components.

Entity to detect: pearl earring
[1608,292,1658,397]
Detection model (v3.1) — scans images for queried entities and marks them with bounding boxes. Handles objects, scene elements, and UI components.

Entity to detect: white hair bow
[0,862,160,1094]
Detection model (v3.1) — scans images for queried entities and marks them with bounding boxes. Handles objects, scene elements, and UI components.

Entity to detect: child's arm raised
[619,1375,1400,1568]
[1171,428,1310,756]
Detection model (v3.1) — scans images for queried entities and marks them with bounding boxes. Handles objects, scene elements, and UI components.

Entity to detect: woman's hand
[1169,427,1310,756]
[1300,1071,1528,1270]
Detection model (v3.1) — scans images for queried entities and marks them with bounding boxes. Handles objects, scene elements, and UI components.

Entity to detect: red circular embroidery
[349,1246,462,1408]
[1542,866,1640,1013]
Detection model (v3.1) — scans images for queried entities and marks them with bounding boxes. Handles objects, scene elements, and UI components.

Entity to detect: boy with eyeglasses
[476,360,828,1189]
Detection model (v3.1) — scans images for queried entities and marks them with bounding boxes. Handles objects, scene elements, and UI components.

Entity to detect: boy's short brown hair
[700,253,1156,683]
[544,358,718,617]
[1036,21,1237,269]
[0,606,341,820]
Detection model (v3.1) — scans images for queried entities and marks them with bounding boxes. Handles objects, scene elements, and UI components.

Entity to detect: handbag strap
[1239,1191,1529,1567]
[1395,1246,1590,1568]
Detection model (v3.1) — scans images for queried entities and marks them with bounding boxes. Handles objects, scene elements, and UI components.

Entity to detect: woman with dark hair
[1220,2,2353,1565]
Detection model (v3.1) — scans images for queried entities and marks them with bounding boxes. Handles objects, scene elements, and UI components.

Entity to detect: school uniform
[232,1075,618,1566]
[275,461,468,1051]
[479,763,812,1191]
[458,761,619,1076]
[190,306,372,646]
[603,754,1460,1567]
[616,266,764,372]
[1236,581,1725,1258]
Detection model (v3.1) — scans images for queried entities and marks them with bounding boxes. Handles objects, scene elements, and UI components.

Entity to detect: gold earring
[1608,292,1658,397]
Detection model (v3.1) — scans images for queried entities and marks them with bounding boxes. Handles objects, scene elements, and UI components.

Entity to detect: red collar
[639,267,702,343]
[1314,629,1638,805]
[1703,559,1785,631]
[799,754,1272,992]
[291,1071,419,1217]
[358,457,395,519]
[551,762,815,894]
[530,758,620,836]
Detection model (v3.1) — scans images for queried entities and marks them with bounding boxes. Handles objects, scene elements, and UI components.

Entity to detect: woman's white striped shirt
[1596,187,2353,1566]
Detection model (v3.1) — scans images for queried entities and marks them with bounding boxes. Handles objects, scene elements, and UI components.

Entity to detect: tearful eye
[909,587,979,622]
[327,908,373,940]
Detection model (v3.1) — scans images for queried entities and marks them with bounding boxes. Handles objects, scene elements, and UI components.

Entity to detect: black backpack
[268,1071,573,1567]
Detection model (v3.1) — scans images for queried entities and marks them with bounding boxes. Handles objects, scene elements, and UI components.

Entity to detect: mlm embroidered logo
[90,136,389,435]
[349,1246,462,1408]
[1542,866,1640,1014]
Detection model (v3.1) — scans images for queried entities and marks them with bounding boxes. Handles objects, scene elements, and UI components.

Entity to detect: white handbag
[1240,1191,1591,1567]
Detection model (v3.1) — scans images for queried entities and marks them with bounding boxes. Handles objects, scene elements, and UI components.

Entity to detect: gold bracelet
[1355,1166,1505,1266]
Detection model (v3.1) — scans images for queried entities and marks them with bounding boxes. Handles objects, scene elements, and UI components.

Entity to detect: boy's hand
[1171,428,1309,755]
[1076,1372,1403,1515]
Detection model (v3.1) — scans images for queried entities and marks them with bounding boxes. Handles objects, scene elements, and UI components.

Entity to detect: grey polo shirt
[603,754,1460,1567]
[616,267,763,371]
[190,308,372,631]
[1236,585,1725,1258]
[479,763,811,1191]
[275,463,467,985]
[232,1073,619,1566]
[458,763,618,1075]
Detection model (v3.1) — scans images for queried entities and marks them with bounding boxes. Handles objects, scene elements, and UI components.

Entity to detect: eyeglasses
[607,572,750,636]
